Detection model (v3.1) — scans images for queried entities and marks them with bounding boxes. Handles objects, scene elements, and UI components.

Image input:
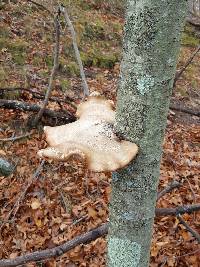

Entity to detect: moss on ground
[181,33,200,46]
[181,23,200,46]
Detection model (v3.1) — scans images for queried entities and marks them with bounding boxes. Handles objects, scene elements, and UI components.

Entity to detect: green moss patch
[81,50,120,68]
[181,23,200,47]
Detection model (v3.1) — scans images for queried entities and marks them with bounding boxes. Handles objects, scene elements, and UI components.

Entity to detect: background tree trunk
[107,1,187,266]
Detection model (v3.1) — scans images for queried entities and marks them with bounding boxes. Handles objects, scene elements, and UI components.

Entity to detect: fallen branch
[177,214,200,243]
[0,158,14,176]
[157,180,182,200]
[0,223,108,267]
[155,204,200,216]
[0,87,77,109]
[33,9,61,125]
[174,46,200,86]
[1,203,200,266]
[27,0,53,16]
[0,133,32,142]
[170,103,200,117]
[0,99,75,123]
[1,201,200,267]
[60,5,90,98]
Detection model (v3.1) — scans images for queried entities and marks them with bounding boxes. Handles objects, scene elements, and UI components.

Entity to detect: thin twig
[0,223,108,267]
[177,214,200,243]
[72,215,88,226]
[0,133,32,142]
[0,160,45,233]
[160,256,168,267]
[157,180,182,200]
[33,10,61,125]
[60,5,90,98]
[27,0,53,16]
[175,248,200,258]
[185,177,197,203]
[174,45,200,86]
[185,177,197,221]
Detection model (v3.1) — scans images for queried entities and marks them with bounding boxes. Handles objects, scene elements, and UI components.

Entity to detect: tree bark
[107,1,187,267]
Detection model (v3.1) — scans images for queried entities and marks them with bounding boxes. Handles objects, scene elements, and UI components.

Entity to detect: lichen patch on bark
[108,237,141,267]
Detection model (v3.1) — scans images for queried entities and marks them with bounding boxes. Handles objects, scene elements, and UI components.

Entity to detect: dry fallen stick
[33,10,60,125]
[1,203,200,267]
[0,133,32,142]
[0,87,77,109]
[157,180,182,200]
[177,214,200,243]
[27,0,53,16]
[170,103,200,117]
[0,160,45,233]
[60,5,90,98]
[156,203,200,216]
[0,99,75,123]
[0,223,108,267]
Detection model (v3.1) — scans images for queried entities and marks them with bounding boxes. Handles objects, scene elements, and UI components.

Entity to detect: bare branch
[0,223,107,267]
[60,5,90,98]
[157,180,182,200]
[33,10,61,125]
[177,214,200,243]
[170,103,200,117]
[0,99,75,123]
[174,46,200,86]
[1,203,200,266]
[27,0,53,16]
[0,87,77,109]
[155,204,200,216]
[0,133,32,142]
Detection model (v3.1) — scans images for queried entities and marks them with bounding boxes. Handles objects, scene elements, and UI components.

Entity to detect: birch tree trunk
[108,1,187,266]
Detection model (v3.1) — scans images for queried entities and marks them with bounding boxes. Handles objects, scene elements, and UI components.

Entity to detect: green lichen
[136,75,155,95]
[108,237,141,267]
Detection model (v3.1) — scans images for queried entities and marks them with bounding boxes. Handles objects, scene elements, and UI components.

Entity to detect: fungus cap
[38,92,138,172]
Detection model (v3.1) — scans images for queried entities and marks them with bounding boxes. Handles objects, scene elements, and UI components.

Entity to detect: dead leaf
[31,199,41,210]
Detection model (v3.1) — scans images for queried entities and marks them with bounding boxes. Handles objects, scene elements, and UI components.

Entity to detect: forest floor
[0,1,200,266]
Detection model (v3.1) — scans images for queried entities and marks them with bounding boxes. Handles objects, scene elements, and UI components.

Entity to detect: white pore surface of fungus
[38,92,138,172]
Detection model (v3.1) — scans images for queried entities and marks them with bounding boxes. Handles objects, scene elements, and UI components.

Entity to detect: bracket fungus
[38,92,138,172]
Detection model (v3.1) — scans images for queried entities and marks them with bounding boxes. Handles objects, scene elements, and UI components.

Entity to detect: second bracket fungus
[38,92,138,172]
